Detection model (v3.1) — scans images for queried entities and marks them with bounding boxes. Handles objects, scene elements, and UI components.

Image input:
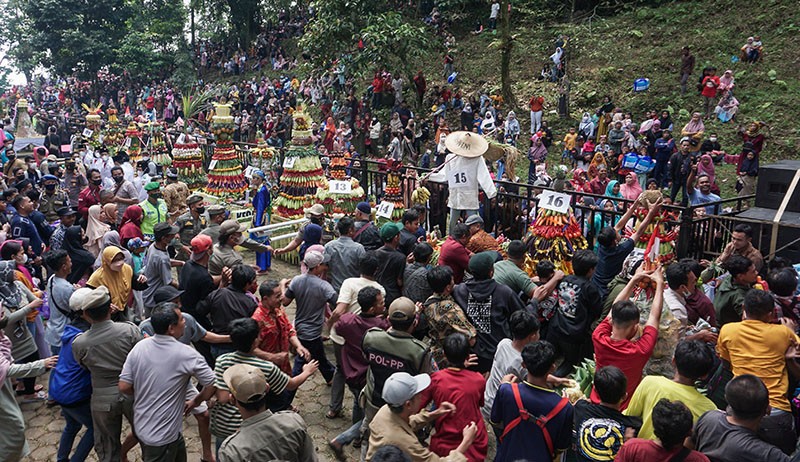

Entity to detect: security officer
[139,181,168,240]
[38,174,70,223]
[199,205,228,244]
[71,286,142,462]
[163,168,190,218]
[172,194,207,260]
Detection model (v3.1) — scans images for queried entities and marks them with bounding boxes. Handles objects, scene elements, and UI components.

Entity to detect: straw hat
[444,131,489,158]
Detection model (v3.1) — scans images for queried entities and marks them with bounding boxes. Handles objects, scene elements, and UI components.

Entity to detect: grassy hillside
[441,0,800,195]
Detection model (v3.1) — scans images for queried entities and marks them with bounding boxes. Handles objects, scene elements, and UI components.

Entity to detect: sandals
[325,409,341,419]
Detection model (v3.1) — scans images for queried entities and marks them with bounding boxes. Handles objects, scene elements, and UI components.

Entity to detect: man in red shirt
[701,67,720,119]
[252,280,311,375]
[372,72,383,109]
[77,168,103,221]
[437,223,472,284]
[529,95,545,134]
[419,332,488,461]
[591,264,664,409]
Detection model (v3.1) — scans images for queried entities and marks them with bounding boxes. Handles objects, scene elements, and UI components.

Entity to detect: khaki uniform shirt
[173,211,207,260]
[367,405,468,462]
[208,244,243,276]
[72,320,141,402]
[39,189,70,222]
[218,410,318,462]
[163,181,190,214]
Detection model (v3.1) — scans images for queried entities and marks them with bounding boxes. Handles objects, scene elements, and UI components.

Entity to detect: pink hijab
[620,172,643,200]
[697,153,716,183]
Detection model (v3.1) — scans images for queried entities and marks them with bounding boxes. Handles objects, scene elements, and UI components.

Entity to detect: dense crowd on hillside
[1,5,796,462]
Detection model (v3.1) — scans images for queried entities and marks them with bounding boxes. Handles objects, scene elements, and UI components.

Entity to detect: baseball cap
[82,286,111,311]
[191,234,213,254]
[153,222,179,240]
[144,181,161,192]
[381,372,431,406]
[380,222,402,241]
[464,214,484,226]
[223,364,270,404]
[388,297,416,323]
[207,205,226,216]
[304,203,325,217]
[220,219,248,235]
[68,287,94,312]
[186,194,203,206]
[303,250,331,269]
[356,202,372,215]
[153,286,185,304]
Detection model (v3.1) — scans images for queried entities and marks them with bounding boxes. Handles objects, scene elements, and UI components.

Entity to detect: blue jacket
[48,324,92,406]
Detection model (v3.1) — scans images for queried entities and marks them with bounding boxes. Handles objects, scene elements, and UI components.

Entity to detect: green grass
[430,0,800,197]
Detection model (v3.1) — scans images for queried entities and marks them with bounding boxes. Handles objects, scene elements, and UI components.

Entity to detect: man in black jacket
[453,251,526,373]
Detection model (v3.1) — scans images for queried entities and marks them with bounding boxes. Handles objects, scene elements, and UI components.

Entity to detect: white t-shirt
[482,338,526,419]
[330,277,385,345]
[490,2,500,18]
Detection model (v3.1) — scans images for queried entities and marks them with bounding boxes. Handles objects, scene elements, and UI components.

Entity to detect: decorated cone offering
[273,106,325,217]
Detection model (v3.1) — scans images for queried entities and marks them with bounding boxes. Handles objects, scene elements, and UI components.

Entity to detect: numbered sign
[283,156,297,169]
[208,160,218,171]
[376,201,394,219]
[177,134,186,144]
[82,128,94,138]
[538,190,571,214]
[447,168,475,190]
[124,138,132,148]
[329,180,352,194]
[198,137,207,145]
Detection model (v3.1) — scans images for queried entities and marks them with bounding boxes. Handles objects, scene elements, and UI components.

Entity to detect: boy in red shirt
[419,332,488,461]
[591,264,664,409]
[701,68,721,119]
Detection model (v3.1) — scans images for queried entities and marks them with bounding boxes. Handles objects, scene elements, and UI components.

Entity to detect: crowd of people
[0,2,795,460]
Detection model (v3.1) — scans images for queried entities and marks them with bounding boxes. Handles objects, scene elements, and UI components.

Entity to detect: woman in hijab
[587,152,607,179]
[595,96,614,139]
[579,112,595,140]
[85,204,110,258]
[681,112,705,152]
[739,121,766,154]
[620,172,643,201]
[86,247,146,322]
[102,203,118,230]
[505,111,520,144]
[697,153,720,194]
[119,205,144,247]
[480,111,496,135]
[324,116,337,153]
[63,226,95,285]
[658,111,674,132]
[0,260,43,400]
[460,104,474,130]
[715,90,739,123]
[93,231,132,269]
[571,168,589,192]
[604,180,624,206]
[434,133,448,167]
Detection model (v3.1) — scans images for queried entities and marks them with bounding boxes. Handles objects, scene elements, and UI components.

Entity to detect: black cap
[57,207,78,217]
[153,222,179,240]
[153,286,185,304]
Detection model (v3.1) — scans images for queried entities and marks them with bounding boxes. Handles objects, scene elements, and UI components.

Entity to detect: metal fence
[190,137,771,262]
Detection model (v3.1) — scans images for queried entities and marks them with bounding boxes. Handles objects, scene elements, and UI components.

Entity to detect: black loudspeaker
[755,161,800,212]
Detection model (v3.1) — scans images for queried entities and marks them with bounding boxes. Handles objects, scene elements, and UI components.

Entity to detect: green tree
[23,0,131,76]
[0,0,43,82]
[300,0,436,80]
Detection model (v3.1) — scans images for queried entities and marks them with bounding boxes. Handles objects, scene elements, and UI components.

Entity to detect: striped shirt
[210,351,290,439]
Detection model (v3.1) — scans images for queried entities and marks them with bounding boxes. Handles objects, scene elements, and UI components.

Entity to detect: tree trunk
[500,0,515,108]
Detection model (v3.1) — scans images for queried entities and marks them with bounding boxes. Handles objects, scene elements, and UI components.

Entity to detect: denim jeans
[292,337,336,383]
[57,401,94,462]
[332,384,365,446]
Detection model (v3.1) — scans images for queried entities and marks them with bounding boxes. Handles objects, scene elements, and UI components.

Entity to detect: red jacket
[77,186,101,219]
[438,236,471,284]
[701,75,720,98]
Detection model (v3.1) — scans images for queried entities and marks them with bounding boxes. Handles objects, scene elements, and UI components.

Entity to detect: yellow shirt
[717,319,799,412]
[563,133,578,150]
[624,376,716,440]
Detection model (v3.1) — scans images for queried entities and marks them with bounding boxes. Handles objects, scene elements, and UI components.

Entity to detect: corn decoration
[204,101,248,198]
[527,207,588,275]
[274,106,325,217]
